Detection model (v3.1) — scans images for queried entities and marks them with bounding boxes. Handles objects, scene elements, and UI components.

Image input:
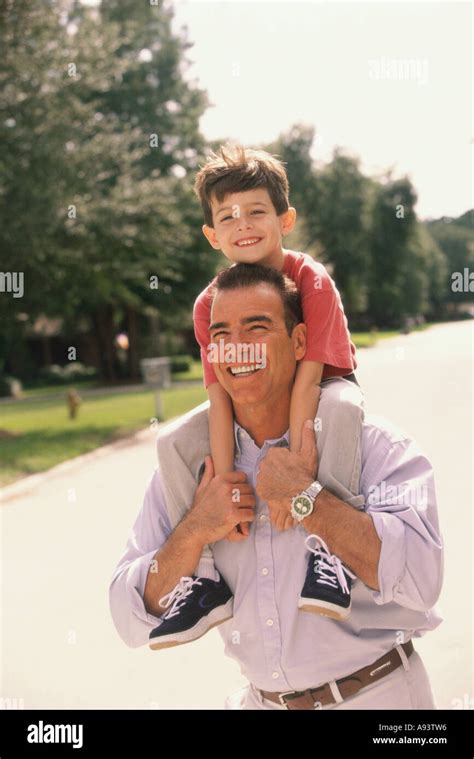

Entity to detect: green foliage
[426,215,474,305]
[169,354,192,373]
[265,127,466,329]
[38,362,98,385]
[0,0,216,380]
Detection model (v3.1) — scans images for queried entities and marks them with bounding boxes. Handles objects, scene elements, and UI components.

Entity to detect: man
[109,264,443,710]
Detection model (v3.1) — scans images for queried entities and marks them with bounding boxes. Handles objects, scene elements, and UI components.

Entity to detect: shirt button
[272,671,280,680]
[266,618,274,626]
[259,514,267,522]
[261,568,269,576]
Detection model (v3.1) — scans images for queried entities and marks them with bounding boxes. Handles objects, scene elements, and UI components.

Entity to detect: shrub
[170,355,192,373]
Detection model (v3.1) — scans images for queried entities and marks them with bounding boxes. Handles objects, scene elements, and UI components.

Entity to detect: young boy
[149,144,364,651]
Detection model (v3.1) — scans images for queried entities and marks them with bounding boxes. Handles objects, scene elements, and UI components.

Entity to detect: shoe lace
[158,576,203,620]
[305,534,356,595]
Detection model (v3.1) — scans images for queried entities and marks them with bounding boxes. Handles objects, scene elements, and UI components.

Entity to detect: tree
[0,0,216,381]
[367,176,418,327]
[308,149,373,321]
[426,215,474,309]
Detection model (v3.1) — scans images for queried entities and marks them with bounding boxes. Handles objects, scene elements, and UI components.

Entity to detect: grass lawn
[20,380,100,399]
[0,385,207,487]
[351,330,399,348]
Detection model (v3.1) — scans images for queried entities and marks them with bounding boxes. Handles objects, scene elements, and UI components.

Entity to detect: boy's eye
[220,209,264,222]
[211,330,229,339]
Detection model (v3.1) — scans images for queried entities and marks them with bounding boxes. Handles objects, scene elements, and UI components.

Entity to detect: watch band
[304,481,324,501]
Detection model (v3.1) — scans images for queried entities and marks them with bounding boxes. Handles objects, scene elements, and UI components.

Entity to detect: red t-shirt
[193,250,357,387]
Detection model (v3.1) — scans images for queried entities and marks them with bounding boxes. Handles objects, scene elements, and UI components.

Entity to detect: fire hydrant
[67,389,82,420]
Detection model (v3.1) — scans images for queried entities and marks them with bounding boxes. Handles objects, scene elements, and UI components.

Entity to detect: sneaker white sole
[298,598,351,621]
[149,599,233,651]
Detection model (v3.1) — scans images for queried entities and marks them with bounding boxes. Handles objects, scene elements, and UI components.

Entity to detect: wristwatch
[290,481,324,522]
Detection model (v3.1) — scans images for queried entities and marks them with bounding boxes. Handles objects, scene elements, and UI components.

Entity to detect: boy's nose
[236,214,254,230]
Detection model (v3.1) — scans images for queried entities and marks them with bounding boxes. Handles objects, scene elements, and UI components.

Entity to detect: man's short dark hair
[209,263,302,336]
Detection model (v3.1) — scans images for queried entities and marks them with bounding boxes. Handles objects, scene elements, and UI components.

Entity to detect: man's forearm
[304,488,381,590]
[143,514,206,617]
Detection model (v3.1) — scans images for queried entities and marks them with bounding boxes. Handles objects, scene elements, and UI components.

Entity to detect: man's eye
[249,325,267,331]
[211,331,228,339]
[251,210,264,215]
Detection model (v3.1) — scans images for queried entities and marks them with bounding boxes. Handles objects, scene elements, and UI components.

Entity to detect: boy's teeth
[237,238,259,246]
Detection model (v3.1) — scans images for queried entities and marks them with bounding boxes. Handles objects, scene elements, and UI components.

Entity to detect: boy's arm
[289,360,323,451]
[193,287,218,387]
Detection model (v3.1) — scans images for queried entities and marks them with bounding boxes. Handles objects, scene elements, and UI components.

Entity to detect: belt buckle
[278,690,298,707]
[278,689,318,709]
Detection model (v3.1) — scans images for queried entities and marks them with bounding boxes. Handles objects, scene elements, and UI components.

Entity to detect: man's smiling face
[209,283,306,409]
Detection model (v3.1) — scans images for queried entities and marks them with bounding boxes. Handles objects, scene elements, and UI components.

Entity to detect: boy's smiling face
[202,188,296,270]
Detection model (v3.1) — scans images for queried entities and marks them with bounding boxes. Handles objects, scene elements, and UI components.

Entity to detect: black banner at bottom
[0,708,472,756]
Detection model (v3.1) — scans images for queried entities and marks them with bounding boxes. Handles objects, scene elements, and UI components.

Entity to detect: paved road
[1,321,472,709]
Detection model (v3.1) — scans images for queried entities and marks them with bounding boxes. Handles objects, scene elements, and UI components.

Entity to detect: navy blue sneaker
[149,574,233,650]
[298,534,356,621]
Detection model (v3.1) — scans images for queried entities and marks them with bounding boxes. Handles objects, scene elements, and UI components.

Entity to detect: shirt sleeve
[193,286,218,387]
[292,258,356,375]
[108,469,173,648]
[360,424,444,612]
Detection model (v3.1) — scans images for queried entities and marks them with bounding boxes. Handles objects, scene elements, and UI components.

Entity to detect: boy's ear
[280,207,297,237]
[202,224,221,250]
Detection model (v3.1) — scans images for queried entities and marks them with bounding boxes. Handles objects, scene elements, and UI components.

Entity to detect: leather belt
[260,640,414,710]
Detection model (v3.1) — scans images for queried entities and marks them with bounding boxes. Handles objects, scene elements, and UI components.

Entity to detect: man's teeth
[230,365,259,375]
[237,238,260,246]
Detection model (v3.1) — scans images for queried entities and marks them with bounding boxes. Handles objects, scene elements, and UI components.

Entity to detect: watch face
[292,494,313,518]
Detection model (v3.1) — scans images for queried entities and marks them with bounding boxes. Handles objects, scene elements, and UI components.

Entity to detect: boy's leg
[298,377,365,619]
[315,377,365,505]
[157,460,217,577]
[149,417,234,650]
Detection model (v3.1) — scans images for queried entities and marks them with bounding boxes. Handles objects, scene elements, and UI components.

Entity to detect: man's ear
[293,322,307,360]
[202,224,222,251]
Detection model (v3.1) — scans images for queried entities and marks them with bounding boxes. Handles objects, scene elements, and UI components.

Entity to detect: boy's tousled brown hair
[194,143,290,227]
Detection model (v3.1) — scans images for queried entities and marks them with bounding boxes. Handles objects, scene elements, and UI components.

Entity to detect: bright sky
[172,0,473,220]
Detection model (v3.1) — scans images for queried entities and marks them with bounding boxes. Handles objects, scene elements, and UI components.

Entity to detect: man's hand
[267,499,297,531]
[187,456,256,544]
[256,419,318,519]
[225,520,251,542]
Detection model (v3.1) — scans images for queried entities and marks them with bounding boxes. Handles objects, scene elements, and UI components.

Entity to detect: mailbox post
[139,357,172,421]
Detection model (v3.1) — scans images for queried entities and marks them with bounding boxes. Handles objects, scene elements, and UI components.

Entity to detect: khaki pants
[225,651,436,710]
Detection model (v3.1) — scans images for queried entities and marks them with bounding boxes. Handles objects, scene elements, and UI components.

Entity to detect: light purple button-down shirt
[109,413,443,692]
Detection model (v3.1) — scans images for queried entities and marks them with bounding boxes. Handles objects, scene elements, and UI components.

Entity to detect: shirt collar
[234,421,290,457]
